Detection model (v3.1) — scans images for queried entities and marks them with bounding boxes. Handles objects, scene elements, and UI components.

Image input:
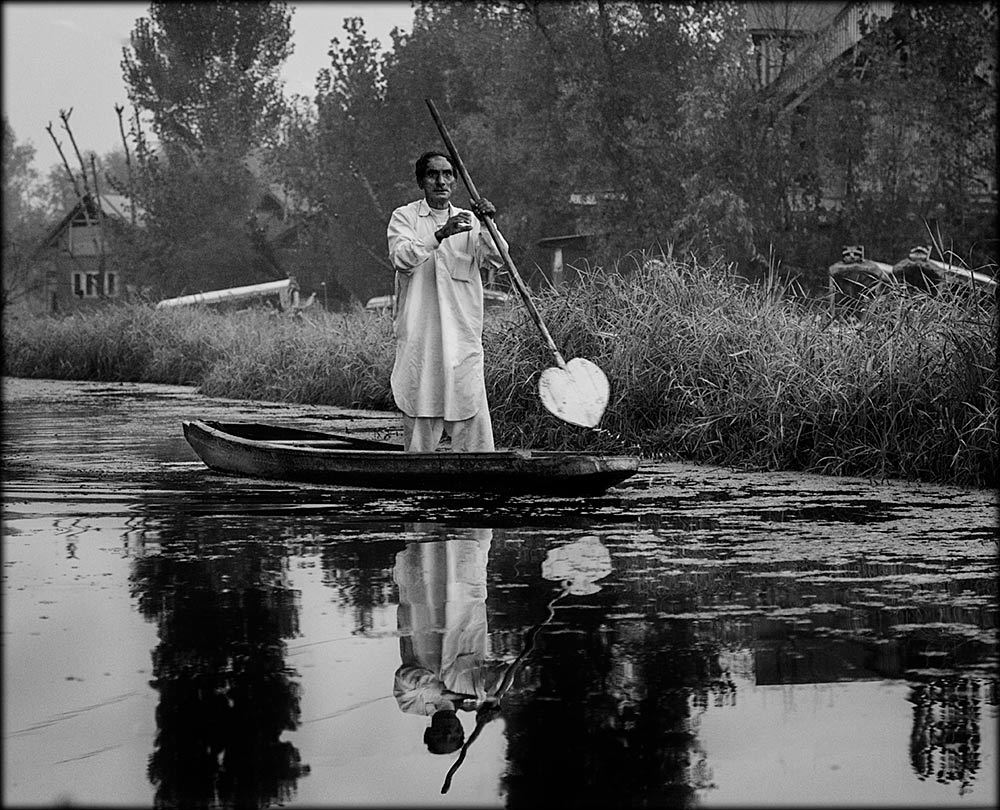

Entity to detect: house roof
[744,1,847,33]
[96,194,141,221]
[759,1,897,111]
[37,193,145,253]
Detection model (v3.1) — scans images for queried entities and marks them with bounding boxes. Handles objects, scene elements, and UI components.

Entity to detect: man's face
[420,156,455,209]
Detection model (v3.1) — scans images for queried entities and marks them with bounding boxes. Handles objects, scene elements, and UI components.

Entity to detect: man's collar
[417,199,455,217]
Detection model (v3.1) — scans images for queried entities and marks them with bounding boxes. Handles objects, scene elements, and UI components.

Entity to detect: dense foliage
[122,2,292,156]
[267,1,996,304]
[2,117,49,308]
[789,3,998,270]
[5,2,995,304]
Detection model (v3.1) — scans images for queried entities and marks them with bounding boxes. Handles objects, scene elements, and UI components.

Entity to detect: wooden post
[115,104,136,226]
[60,108,93,201]
[552,246,564,290]
[45,122,82,200]
[90,153,108,296]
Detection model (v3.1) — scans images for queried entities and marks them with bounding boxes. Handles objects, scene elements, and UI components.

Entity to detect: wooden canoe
[182,420,640,496]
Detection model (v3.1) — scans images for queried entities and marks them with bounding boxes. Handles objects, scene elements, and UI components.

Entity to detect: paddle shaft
[439,590,564,794]
[425,98,566,369]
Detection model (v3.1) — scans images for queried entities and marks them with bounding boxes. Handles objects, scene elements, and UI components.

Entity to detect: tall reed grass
[484,256,997,487]
[3,253,996,487]
[1,303,396,408]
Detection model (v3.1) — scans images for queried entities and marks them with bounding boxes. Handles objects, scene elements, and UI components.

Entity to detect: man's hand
[435,211,473,242]
[471,198,496,220]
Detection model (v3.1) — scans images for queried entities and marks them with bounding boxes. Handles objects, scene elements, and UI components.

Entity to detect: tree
[2,118,49,308]
[121,2,294,295]
[122,1,291,159]
[271,2,778,298]
[789,3,997,268]
[270,0,996,301]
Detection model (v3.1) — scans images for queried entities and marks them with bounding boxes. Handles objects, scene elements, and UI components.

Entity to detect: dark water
[2,377,996,809]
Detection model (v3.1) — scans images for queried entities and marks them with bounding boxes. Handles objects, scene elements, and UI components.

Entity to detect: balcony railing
[764,1,895,108]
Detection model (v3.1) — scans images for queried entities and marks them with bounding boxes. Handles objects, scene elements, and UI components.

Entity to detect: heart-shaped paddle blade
[538,357,610,428]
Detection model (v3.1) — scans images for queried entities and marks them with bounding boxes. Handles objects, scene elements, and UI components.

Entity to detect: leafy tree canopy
[119,2,295,296]
[122,1,292,159]
[3,117,50,307]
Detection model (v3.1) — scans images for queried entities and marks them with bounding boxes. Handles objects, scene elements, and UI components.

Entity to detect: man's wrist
[434,227,444,244]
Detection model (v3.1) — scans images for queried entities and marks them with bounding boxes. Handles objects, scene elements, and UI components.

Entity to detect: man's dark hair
[423,708,465,754]
[415,151,453,183]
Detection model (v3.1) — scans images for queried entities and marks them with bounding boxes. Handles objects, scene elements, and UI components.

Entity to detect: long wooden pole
[60,108,93,201]
[45,122,82,200]
[115,104,136,226]
[440,589,566,794]
[425,98,567,369]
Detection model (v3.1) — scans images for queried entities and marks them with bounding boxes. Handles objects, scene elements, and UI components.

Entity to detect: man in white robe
[392,528,508,754]
[387,151,507,452]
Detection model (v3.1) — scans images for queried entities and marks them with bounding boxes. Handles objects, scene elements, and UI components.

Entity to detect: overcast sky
[2,1,414,173]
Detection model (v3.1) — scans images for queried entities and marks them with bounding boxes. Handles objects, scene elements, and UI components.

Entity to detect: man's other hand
[471,198,496,220]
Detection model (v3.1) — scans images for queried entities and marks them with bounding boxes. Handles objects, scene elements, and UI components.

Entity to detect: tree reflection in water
[130,531,308,809]
[498,613,722,809]
[909,676,993,795]
[119,519,992,807]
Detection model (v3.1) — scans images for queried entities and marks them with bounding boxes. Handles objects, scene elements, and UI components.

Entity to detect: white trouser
[401,408,495,453]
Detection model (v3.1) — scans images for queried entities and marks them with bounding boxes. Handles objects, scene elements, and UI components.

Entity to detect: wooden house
[33,177,306,313]
[243,180,318,290]
[750,1,895,111]
[34,193,143,313]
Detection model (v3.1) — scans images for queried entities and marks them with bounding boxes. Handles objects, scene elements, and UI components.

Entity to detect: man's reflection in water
[392,526,508,755]
[392,530,621,796]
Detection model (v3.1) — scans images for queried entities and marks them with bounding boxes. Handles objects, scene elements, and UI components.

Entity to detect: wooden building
[33,180,305,314]
[34,193,142,313]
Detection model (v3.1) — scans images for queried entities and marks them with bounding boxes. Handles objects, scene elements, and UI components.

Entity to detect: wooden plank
[261,438,396,449]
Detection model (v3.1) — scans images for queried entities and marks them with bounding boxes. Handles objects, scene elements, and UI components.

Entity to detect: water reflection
[130,527,309,808]
[3,378,995,808]
[909,676,992,795]
[495,549,713,808]
[426,535,618,795]
[392,526,508,755]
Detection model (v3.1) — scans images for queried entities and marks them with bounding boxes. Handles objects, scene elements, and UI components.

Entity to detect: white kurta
[392,532,507,715]
[387,199,506,421]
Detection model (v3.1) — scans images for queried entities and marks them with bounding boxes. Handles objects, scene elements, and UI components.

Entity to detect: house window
[68,222,104,256]
[72,271,119,298]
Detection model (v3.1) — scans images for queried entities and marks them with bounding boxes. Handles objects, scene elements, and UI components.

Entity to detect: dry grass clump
[2,303,396,409]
